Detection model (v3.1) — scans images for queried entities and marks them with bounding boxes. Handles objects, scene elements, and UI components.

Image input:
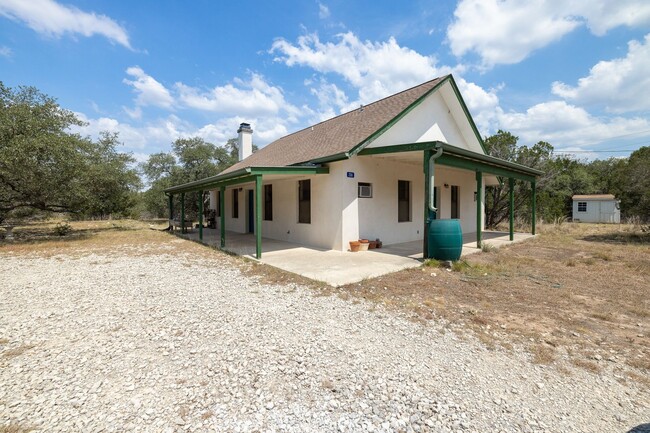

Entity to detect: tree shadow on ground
[581,231,650,244]
[0,224,138,245]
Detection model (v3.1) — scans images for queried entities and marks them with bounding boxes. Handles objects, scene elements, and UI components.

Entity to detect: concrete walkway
[177,228,534,286]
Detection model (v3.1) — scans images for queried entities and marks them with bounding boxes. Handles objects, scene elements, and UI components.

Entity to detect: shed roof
[572,194,617,200]
[222,75,449,174]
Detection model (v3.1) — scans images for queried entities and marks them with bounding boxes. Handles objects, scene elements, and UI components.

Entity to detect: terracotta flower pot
[358,239,369,251]
[349,241,361,252]
[368,240,377,249]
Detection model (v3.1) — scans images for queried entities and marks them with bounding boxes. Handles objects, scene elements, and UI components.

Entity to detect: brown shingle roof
[222,75,448,174]
[572,194,617,200]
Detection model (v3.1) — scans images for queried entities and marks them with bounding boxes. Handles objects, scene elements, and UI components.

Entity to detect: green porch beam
[198,190,203,241]
[168,194,173,228]
[180,192,186,234]
[423,149,432,259]
[476,171,482,248]
[509,178,515,241]
[358,141,540,182]
[531,180,537,235]
[251,166,329,175]
[255,175,263,259]
[220,186,225,248]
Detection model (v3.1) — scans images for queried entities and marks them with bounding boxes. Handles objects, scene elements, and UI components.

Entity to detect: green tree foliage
[140,137,251,218]
[483,129,649,226]
[0,82,140,224]
[613,146,650,221]
[483,131,554,227]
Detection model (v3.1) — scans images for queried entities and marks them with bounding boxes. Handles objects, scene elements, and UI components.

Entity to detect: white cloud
[175,73,300,120]
[0,45,12,58]
[552,34,650,113]
[0,0,132,49]
[318,2,330,19]
[271,32,445,105]
[497,100,650,149]
[447,0,650,67]
[123,66,174,110]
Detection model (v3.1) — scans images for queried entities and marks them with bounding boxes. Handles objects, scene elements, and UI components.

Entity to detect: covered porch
[176,228,534,286]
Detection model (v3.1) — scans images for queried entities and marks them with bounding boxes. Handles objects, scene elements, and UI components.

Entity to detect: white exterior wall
[572,200,620,223]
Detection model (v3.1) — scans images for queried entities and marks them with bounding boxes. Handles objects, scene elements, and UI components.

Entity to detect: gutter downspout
[423,143,443,259]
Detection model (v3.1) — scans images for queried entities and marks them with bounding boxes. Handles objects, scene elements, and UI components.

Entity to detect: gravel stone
[1,251,649,432]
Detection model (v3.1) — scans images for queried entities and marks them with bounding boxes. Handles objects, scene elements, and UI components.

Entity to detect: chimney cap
[237,122,253,133]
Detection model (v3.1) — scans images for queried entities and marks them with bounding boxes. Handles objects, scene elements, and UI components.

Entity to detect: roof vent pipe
[237,123,253,161]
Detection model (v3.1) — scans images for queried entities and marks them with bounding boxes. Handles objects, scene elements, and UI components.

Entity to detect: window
[232,189,239,218]
[264,184,273,221]
[358,182,372,198]
[451,185,460,219]
[298,179,311,224]
[398,180,411,222]
[578,201,587,212]
[216,190,221,217]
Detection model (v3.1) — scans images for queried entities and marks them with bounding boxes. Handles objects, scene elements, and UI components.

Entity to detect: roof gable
[364,79,484,154]
[222,75,448,174]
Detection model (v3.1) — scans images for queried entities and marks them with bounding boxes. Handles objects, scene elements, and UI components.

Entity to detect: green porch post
[180,192,186,234]
[198,190,203,241]
[476,171,482,248]
[220,186,225,248]
[509,178,515,241]
[423,149,432,259]
[168,194,174,229]
[531,180,537,235]
[255,175,263,259]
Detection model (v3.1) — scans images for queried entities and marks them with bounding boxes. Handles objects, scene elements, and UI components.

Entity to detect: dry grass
[2,344,35,359]
[0,424,35,433]
[337,223,649,380]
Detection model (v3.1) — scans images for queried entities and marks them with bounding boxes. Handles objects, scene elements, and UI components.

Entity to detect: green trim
[198,190,203,241]
[219,186,225,248]
[531,180,537,235]
[423,149,431,259]
[476,171,482,248]
[348,75,452,157]
[509,178,515,241]
[447,75,488,154]
[358,140,542,181]
[165,166,329,194]
[180,192,186,234]
[255,175,262,259]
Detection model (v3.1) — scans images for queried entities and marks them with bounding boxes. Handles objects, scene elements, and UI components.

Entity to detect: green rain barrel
[428,219,463,261]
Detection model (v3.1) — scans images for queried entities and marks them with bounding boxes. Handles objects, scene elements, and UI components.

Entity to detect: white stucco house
[165,75,542,258]
[572,194,620,223]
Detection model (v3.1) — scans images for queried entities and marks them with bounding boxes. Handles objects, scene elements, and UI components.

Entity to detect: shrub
[53,222,72,236]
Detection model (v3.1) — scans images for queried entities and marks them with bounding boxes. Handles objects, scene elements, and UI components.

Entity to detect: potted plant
[349,240,361,252]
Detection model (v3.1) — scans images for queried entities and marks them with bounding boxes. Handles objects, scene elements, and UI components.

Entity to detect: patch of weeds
[2,343,35,359]
[480,241,496,253]
[593,251,612,261]
[590,312,615,322]
[565,259,576,267]
[53,222,72,236]
[627,356,650,371]
[0,423,35,433]
[451,261,469,272]
[582,257,596,265]
[531,344,555,365]
[423,258,441,267]
[627,371,650,388]
[321,379,335,391]
[572,358,600,373]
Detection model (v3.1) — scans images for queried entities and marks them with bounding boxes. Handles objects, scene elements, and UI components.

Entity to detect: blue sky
[1,0,650,161]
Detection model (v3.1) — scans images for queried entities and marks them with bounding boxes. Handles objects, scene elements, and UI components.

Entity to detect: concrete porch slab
[177,228,534,286]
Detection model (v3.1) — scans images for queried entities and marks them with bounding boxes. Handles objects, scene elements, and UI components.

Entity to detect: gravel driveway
[1,249,648,432]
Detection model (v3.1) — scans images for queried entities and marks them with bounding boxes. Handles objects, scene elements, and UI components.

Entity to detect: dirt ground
[334,222,650,384]
[2,220,649,387]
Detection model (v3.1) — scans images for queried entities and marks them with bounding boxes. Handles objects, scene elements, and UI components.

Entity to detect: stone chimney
[237,123,253,161]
